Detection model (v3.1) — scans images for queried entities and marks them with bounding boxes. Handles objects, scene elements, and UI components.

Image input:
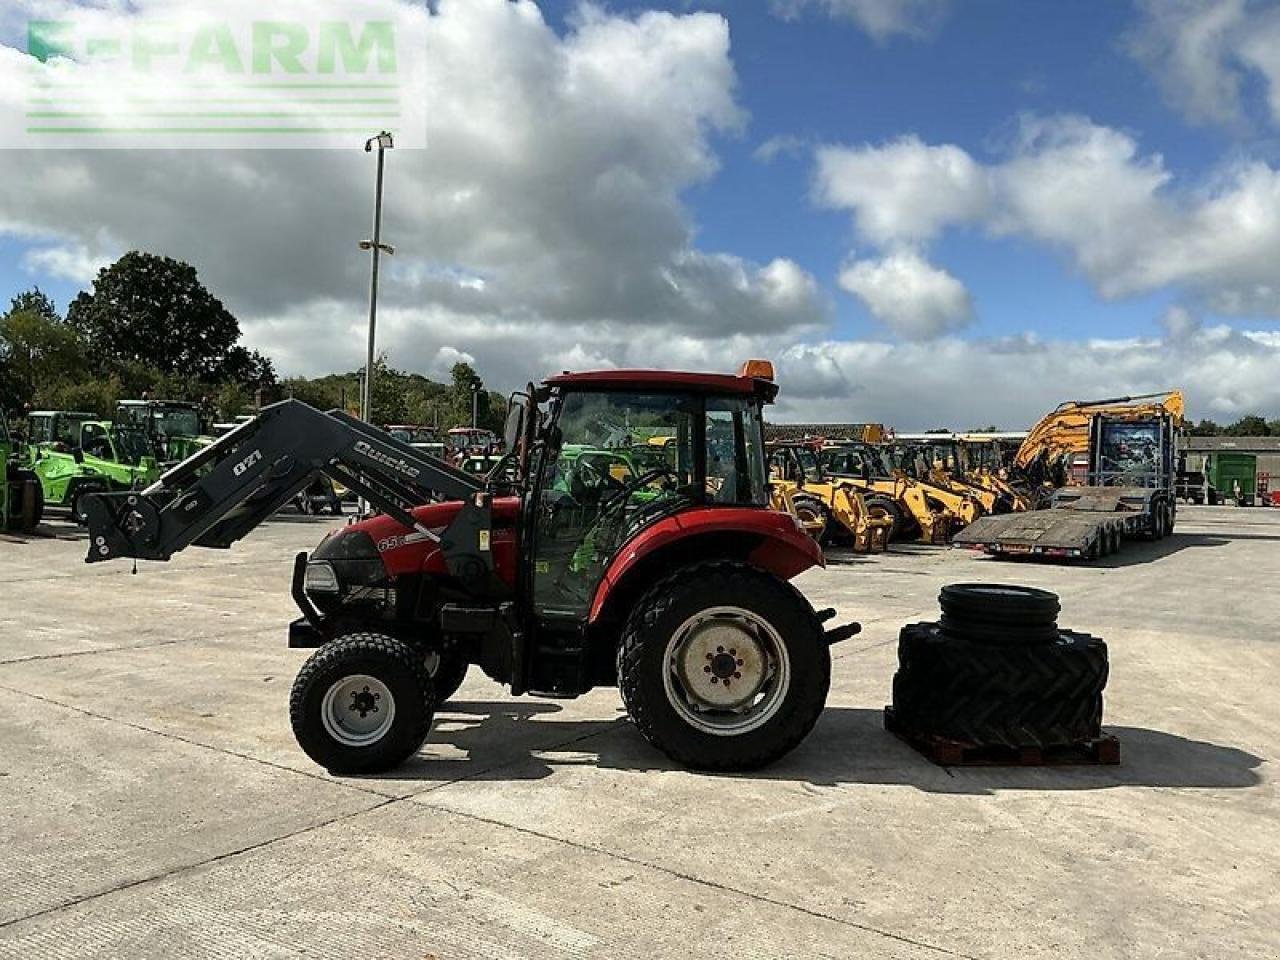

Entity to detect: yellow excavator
[1013,391,1185,488]
[814,441,983,544]
[766,442,892,552]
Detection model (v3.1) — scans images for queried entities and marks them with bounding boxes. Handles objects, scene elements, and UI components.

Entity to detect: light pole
[360,131,395,425]
[471,381,480,429]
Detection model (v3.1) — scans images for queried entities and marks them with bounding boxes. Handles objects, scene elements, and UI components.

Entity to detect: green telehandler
[116,399,212,465]
[26,411,160,524]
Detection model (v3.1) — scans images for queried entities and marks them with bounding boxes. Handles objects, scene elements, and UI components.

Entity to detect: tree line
[0,251,505,432]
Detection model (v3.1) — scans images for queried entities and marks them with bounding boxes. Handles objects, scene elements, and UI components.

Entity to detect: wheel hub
[320,673,396,747]
[662,606,792,736]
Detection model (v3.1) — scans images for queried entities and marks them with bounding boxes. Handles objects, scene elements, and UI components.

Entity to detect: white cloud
[774,324,1280,428]
[769,0,950,42]
[1127,0,1280,128]
[21,241,114,284]
[837,250,972,339]
[815,115,1280,318]
[814,135,992,245]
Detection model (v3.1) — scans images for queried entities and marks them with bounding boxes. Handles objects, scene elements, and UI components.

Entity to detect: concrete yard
[0,505,1276,959]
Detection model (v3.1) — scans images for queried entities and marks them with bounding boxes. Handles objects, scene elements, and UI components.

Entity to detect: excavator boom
[1014,390,1184,472]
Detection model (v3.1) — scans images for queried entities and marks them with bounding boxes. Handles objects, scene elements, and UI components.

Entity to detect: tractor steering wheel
[598,467,680,523]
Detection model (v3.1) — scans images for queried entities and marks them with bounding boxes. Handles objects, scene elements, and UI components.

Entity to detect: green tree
[1189,419,1222,436]
[0,288,86,409]
[67,251,268,385]
[1225,415,1270,437]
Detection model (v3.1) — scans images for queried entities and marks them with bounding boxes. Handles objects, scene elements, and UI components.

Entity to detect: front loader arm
[83,399,486,564]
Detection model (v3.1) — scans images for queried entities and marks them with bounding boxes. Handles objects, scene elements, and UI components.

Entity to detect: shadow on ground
[377,701,1265,796]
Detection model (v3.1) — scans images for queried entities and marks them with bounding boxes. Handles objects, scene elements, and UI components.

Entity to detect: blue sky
[2,0,1279,426]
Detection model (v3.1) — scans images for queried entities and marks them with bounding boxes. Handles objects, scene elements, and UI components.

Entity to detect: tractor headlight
[303,561,340,595]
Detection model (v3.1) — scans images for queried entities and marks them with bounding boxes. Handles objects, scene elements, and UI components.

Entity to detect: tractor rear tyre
[425,648,469,703]
[618,561,830,771]
[290,633,436,774]
[894,623,1108,747]
[864,495,904,541]
[938,583,1060,646]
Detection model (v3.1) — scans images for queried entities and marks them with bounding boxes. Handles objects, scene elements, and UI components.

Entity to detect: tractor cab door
[527,389,768,623]
[530,390,699,621]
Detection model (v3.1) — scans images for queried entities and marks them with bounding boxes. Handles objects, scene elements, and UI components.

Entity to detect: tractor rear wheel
[617,561,829,771]
[290,633,436,774]
[864,495,904,541]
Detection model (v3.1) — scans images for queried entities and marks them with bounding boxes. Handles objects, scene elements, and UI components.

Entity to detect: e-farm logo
[14,11,426,149]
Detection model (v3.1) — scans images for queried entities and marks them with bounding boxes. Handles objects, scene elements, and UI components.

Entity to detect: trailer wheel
[424,648,469,702]
[290,633,436,774]
[864,495,904,541]
[618,561,829,771]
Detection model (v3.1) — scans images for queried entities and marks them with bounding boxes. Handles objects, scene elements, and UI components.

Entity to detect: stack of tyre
[892,584,1108,749]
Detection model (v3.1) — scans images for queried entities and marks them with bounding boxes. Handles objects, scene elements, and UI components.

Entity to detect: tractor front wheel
[290,633,436,774]
[424,648,469,702]
[618,562,830,771]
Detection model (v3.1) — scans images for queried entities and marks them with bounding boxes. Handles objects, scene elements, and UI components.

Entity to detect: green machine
[1,412,41,533]
[26,411,159,523]
[1207,452,1257,506]
[116,399,210,465]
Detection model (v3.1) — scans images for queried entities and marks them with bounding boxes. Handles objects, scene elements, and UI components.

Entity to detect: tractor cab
[116,400,207,463]
[526,369,775,623]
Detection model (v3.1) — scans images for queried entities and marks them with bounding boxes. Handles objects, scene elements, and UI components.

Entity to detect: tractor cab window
[795,448,823,483]
[532,389,767,617]
[112,426,150,465]
[154,406,201,439]
[29,416,53,445]
[80,423,113,461]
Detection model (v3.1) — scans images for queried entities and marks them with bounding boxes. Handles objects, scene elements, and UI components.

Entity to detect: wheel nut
[736,659,744,666]
[703,665,711,673]
[729,648,736,656]
[716,646,724,653]
[734,672,741,679]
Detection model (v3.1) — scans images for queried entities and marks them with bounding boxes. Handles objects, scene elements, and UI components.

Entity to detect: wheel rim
[662,606,791,737]
[320,674,396,747]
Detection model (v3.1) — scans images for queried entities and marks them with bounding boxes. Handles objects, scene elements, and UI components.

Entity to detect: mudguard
[588,507,822,623]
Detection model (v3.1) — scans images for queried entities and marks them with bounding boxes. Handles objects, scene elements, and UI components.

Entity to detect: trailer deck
[953,486,1160,559]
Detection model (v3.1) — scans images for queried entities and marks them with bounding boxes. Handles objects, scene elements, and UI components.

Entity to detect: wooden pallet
[883,706,1121,767]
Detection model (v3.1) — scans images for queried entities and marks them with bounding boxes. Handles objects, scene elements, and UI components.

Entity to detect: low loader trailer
[953,406,1178,562]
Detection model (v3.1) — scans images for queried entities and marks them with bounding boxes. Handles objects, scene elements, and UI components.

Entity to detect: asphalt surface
[0,505,1275,959]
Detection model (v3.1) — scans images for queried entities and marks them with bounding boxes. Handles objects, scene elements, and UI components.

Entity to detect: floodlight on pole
[360,130,394,428]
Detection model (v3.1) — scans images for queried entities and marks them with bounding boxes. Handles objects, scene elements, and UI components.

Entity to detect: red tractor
[84,361,857,774]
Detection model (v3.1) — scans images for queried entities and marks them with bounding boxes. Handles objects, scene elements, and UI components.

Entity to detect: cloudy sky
[2,0,1280,428]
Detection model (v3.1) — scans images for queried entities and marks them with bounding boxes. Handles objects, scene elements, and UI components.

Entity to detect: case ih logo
[355,441,420,479]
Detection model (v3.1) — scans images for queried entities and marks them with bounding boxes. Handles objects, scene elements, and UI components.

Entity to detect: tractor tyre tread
[290,632,436,774]
[617,560,829,771]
